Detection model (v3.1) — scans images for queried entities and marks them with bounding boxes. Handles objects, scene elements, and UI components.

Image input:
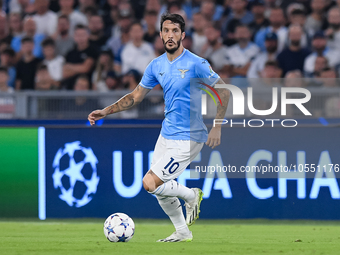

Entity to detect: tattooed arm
[88,84,151,125]
[205,79,230,149]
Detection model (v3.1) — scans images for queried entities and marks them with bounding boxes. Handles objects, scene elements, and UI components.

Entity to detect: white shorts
[150,134,204,182]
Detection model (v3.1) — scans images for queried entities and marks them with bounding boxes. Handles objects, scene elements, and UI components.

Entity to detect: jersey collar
[167,48,187,65]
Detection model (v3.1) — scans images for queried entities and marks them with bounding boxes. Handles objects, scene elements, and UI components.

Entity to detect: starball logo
[200,83,312,128]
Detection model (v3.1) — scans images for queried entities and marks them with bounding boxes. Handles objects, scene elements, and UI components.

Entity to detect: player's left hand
[88,109,106,126]
[206,127,221,149]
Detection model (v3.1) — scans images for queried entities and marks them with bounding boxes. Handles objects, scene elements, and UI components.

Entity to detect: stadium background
[1,0,340,222]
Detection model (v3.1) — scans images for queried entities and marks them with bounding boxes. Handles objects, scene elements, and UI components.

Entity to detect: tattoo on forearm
[105,94,135,115]
[103,85,149,115]
[215,83,230,119]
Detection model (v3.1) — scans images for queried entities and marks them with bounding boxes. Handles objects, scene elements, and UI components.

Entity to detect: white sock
[156,195,190,235]
[151,180,195,203]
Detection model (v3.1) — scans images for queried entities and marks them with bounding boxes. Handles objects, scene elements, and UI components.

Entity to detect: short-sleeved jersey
[140,49,220,143]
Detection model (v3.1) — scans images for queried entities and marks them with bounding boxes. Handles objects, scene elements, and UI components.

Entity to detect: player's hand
[88,109,106,126]
[206,127,221,149]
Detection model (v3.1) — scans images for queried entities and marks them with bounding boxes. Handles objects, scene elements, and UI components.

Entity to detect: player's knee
[143,177,154,192]
[142,178,150,192]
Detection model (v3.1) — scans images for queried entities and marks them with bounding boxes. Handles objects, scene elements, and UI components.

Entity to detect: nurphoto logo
[200,83,312,128]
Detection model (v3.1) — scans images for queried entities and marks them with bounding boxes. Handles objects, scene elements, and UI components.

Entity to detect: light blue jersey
[140,49,220,143]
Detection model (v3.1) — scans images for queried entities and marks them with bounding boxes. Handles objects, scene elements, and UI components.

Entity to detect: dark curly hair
[160,13,185,33]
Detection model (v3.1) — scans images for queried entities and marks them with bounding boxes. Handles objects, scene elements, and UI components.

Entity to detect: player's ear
[181,31,186,40]
[159,31,162,39]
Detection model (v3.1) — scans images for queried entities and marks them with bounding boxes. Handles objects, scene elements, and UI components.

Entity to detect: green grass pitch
[1,219,340,255]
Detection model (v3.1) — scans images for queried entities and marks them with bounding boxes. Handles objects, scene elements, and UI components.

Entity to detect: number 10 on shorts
[164,157,179,174]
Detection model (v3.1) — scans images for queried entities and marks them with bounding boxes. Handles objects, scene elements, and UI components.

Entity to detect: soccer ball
[104,213,135,242]
[52,141,100,208]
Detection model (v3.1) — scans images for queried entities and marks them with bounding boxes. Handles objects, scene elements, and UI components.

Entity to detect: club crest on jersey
[178,69,189,78]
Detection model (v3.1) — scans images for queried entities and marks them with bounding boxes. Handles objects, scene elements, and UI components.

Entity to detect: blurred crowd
[1,0,340,117]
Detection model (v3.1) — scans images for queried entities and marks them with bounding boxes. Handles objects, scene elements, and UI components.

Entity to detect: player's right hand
[88,109,106,126]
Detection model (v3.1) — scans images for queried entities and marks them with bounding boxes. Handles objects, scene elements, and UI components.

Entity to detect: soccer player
[88,13,229,242]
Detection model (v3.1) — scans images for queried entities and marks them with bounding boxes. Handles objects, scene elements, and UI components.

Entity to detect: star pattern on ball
[120,219,130,229]
[106,226,114,234]
[104,213,135,242]
[111,214,118,219]
[118,233,128,242]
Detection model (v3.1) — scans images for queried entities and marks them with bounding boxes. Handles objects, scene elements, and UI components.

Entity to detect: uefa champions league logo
[52,141,100,208]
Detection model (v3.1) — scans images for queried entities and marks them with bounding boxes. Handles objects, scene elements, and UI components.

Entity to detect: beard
[208,38,218,46]
[291,40,300,47]
[156,48,165,55]
[60,30,68,36]
[162,38,182,54]
[254,12,264,19]
[91,30,101,36]
[271,21,281,28]
[267,45,277,53]
[330,23,340,30]
[237,38,248,44]
[314,46,325,54]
